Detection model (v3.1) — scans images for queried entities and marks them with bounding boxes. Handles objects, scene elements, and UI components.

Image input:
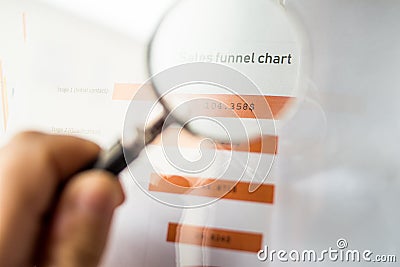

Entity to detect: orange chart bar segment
[22,12,27,43]
[149,174,275,204]
[112,83,293,119]
[0,61,9,131]
[216,135,278,154]
[112,83,156,101]
[164,93,292,119]
[152,127,278,155]
[167,222,263,253]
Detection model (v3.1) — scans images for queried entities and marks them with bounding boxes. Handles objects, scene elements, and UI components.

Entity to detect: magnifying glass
[91,0,305,177]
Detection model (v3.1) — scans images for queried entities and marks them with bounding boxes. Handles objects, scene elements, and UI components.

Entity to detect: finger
[39,170,124,267]
[0,132,100,267]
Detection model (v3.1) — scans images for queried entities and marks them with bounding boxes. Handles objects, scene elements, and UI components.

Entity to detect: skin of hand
[0,132,125,267]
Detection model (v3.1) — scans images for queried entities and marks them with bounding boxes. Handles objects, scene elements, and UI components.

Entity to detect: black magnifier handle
[87,113,169,175]
[91,140,137,175]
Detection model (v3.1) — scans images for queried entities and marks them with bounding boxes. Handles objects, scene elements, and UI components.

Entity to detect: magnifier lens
[148,0,303,143]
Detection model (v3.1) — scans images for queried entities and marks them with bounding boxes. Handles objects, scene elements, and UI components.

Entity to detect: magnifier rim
[145,0,303,121]
[144,0,280,144]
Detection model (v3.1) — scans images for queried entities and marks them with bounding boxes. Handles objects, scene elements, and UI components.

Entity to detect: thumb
[39,170,124,267]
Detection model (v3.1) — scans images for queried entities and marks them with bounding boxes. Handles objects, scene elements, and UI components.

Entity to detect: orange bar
[167,222,263,253]
[22,12,27,43]
[0,61,9,131]
[112,83,156,101]
[152,127,278,155]
[163,93,291,119]
[216,135,278,154]
[149,174,275,204]
[112,83,293,118]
